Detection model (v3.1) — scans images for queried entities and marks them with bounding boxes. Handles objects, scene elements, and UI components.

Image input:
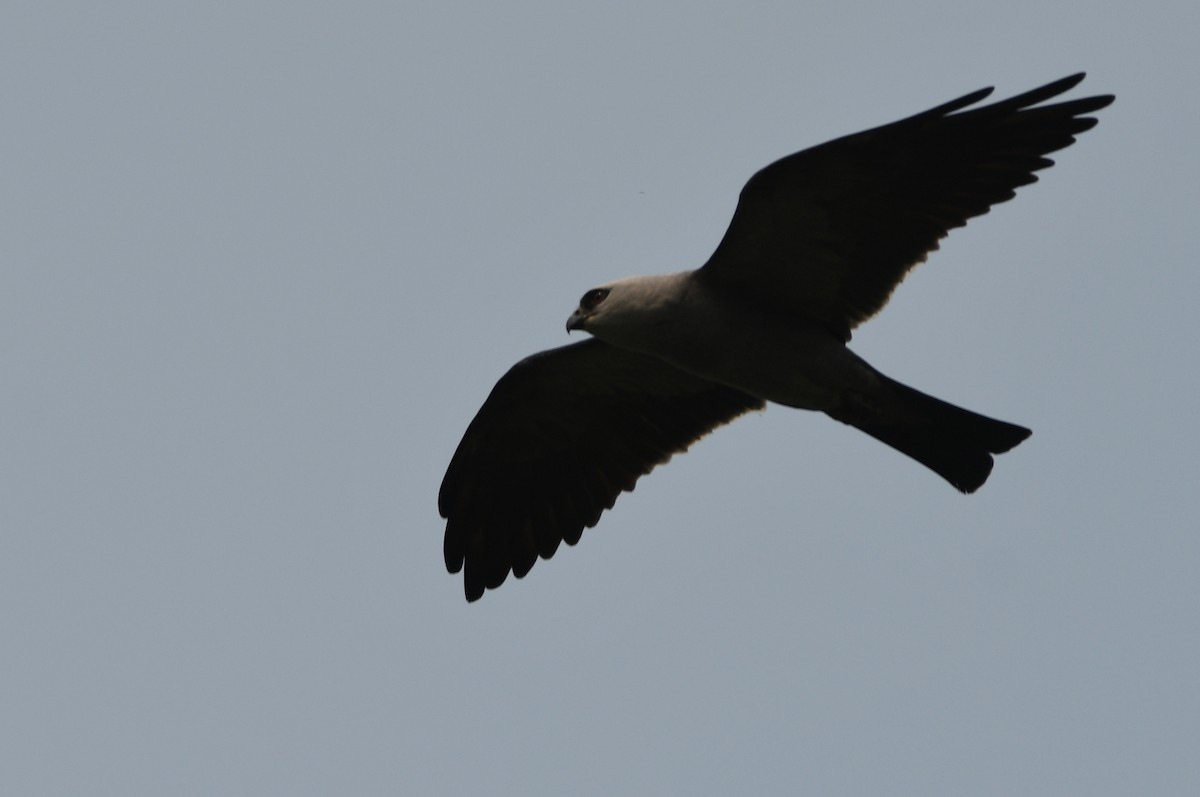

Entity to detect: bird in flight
[440,74,1113,602]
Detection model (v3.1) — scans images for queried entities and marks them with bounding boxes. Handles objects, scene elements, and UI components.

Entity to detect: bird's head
[565,273,689,342]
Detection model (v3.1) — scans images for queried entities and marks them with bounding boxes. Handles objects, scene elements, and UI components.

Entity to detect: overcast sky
[3,2,1197,795]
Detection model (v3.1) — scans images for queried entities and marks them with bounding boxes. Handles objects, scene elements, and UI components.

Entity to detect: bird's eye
[580,288,610,311]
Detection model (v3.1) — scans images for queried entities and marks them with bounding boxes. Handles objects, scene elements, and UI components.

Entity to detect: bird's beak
[566,309,587,332]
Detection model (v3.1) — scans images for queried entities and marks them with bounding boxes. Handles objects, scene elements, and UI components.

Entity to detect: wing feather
[439,339,764,601]
[697,73,1114,339]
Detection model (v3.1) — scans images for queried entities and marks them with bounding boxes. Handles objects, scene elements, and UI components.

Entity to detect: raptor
[439,74,1113,602]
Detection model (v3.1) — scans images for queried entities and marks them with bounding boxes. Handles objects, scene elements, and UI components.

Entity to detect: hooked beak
[565,309,587,332]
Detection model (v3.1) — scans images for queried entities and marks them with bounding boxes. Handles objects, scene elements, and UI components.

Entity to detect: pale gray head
[565,273,689,344]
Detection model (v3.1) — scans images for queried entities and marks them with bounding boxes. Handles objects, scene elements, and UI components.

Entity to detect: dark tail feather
[827,374,1031,493]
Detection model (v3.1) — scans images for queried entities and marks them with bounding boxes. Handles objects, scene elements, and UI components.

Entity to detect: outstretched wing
[439,339,764,602]
[696,73,1114,340]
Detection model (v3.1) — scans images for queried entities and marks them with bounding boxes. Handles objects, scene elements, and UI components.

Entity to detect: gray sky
[3,2,1197,795]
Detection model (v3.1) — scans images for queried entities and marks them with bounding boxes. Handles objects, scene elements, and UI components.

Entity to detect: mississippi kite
[440,73,1113,602]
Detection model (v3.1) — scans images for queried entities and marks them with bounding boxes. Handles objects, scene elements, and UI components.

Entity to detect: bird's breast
[645,286,877,411]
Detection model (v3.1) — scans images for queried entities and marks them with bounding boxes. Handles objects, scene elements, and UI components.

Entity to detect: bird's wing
[696,73,1114,340]
[439,338,764,602]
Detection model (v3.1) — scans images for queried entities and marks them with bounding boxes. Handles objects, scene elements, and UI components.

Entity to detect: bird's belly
[653,315,874,411]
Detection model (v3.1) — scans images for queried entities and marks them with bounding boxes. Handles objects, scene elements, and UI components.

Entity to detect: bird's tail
[826,372,1031,493]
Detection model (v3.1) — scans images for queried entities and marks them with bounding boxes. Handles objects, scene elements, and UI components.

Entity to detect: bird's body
[574,272,870,411]
[440,74,1113,601]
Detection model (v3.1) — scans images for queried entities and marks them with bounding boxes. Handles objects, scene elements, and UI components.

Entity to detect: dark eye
[580,288,610,311]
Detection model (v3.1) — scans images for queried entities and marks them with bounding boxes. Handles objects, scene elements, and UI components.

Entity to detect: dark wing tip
[1003,72,1087,106]
[908,72,1111,129]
